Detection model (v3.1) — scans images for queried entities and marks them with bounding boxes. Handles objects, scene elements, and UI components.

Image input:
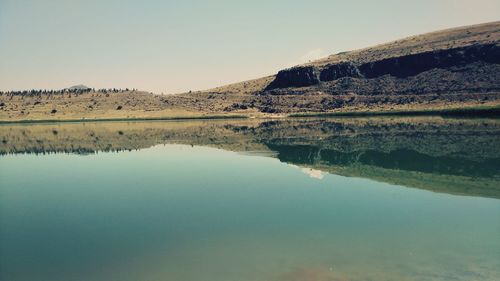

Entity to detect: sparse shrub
[116,105,123,110]
[51,109,57,114]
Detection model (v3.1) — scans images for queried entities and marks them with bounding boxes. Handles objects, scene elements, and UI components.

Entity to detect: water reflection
[1,117,500,198]
[1,118,500,281]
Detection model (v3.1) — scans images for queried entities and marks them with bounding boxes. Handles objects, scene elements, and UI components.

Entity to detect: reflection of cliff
[251,118,500,198]
[267,145,500,178]
[267,144,500,198]
[1,117,499,199]
[260,121,500,178]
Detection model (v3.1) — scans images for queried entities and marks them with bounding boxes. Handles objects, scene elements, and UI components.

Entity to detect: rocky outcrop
[359,43,500,78]
[265,66,320,90]
[265,43,500,90]
[320,62,362,81]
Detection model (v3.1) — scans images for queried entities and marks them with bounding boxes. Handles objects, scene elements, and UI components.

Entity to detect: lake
[1,117,500,281]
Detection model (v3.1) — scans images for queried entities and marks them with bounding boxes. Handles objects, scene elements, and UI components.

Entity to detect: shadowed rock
[265,43,500,91]
[265,66,320,90]
[358,43,500,78]
[320,62,362,81]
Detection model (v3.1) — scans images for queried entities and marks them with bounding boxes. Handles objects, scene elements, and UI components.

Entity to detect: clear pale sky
[1,0,499,94]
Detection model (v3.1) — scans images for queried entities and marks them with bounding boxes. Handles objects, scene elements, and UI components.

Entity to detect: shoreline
[1,106,499,124]
[0,114,249,125]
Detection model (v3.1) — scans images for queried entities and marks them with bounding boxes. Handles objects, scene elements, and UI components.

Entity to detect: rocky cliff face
[265,43,500,90]
[358,43,500,78]
[265,66,320,90]
[319,62,362,81]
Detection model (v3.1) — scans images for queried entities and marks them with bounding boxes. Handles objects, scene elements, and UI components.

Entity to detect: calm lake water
[1,118,500,281]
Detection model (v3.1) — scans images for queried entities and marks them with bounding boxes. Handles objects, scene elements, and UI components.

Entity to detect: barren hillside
[1,21,499,121]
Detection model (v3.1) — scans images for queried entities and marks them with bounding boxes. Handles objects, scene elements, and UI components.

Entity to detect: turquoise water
[1,119,500,281]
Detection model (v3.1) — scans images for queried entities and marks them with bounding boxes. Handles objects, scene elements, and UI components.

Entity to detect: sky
[0,0,499,94]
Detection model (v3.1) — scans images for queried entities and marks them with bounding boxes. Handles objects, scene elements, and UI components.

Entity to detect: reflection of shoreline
[1,117,499,199]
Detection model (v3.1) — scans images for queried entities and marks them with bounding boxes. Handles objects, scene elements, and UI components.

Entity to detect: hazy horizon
[1,0,499,94]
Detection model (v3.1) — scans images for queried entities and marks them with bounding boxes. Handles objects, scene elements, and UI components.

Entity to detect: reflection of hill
[1,117,499,199]
[0,120,266,155]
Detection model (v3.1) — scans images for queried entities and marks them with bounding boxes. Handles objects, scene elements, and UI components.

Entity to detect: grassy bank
[288,106,500,118]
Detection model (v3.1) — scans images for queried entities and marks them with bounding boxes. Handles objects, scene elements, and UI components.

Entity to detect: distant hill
[67,85,90,90]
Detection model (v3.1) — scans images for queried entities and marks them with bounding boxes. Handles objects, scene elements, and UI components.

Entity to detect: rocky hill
[1,21,499,121]
[202,21,500,114]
